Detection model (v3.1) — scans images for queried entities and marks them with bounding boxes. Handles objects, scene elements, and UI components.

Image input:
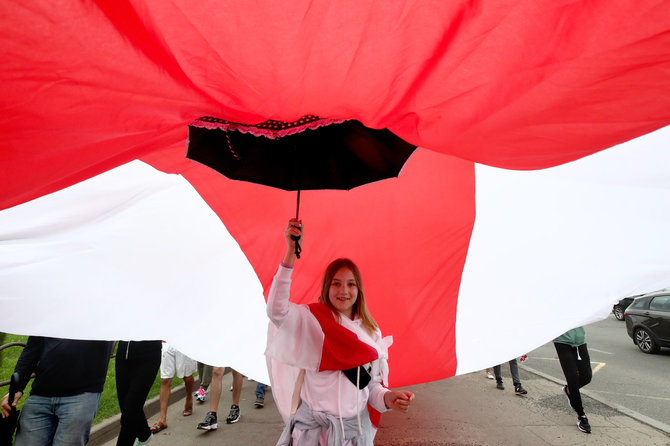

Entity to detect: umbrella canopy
[187,116,418,256]
[187,116,417,192]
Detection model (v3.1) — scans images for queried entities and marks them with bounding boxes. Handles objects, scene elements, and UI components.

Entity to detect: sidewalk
[91,366,669,445]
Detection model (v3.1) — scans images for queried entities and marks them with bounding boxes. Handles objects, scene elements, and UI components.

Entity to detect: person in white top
[266,218,414,445]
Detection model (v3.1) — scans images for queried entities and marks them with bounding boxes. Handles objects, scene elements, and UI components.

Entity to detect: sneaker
[514,384,527,395]
[577,415,591,433]
[195,386,207,403]
[562,385,573,409]
[485,369,495,380]
[135,434,152,446]
[197,411,218,430]
[254,396,265,408]
[226,404,241,424]
[496,381,504,390]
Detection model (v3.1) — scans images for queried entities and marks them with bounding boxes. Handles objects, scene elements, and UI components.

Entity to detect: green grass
[0,334,184,425]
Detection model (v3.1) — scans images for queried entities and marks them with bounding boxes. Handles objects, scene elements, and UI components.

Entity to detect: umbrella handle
[290,235,302,259]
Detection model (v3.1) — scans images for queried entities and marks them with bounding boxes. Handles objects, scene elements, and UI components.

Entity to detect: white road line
[592,389,670,402]
[589,348,613,355]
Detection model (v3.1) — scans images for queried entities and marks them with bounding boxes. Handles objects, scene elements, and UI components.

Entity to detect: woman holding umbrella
[266,219,414,445]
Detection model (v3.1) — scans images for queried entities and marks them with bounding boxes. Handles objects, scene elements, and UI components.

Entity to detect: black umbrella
[186,115,417,257]
[0,373,20,445]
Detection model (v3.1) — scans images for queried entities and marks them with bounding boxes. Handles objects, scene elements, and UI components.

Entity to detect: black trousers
[554,342,591,417]
[115,341,162,446]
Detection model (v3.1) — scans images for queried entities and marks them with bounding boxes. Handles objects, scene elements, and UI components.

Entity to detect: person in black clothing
[554,327,592,434]
[115,340,162,446]
[0,336,113,446]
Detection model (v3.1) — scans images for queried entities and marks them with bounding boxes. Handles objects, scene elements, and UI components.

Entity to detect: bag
[342,365,372,389]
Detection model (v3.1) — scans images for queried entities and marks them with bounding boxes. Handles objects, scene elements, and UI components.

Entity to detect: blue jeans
[15,392,101,446]
[256,382,267,399]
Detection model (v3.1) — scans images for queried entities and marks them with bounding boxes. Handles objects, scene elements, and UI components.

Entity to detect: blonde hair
[318,258,378,335]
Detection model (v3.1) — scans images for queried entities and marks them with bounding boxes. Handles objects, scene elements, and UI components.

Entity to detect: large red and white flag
[2,127,669,386]
[1,2,670,386]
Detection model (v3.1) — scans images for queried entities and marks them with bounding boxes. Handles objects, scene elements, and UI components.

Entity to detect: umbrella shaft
[295,189,300,219]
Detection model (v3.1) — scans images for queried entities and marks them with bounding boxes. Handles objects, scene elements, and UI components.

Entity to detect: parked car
[624,290,670,354]
[613,296,636,321]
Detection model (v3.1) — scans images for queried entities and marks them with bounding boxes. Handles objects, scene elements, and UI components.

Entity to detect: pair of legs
[255,382,266,399]
[554,342,592,417]
[156,375,195,427]
[493,359,520,385]
[154,344,197,430]
[493,359,526,394]
[208,367,243,413]
[197,367,243,429]
[197,362,213,391]
[115,341,161,445]
[14,392,101,446]
[255,382,267,407]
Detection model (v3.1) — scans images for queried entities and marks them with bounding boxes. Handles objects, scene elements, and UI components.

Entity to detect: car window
[631,299,647,309]
[649,295,670,312]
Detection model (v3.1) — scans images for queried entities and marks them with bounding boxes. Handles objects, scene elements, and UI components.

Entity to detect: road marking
[528,357,606,374]
[592,389,670,402]
[589,348,613,355]
[592,362,606,374]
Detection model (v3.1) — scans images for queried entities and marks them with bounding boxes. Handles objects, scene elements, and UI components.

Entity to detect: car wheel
[613,305,625,320]
[634,328,660,354]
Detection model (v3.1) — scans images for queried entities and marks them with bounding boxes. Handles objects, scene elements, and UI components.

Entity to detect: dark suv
[613,296,636,321]
[625,291,670,354]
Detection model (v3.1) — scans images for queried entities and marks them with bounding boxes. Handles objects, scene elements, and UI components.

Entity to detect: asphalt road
[526,313,670,429]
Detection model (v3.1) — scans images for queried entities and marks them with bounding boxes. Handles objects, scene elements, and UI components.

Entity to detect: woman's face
[328,267,359,319]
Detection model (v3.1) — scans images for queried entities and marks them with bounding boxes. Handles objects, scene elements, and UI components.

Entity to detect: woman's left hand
[384,389,414,413]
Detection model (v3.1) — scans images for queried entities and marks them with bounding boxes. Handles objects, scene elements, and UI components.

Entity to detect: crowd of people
[0,337,270,446]
[0,218,595,444]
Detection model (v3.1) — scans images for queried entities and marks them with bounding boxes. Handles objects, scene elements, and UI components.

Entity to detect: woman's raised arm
[267,219,303,325]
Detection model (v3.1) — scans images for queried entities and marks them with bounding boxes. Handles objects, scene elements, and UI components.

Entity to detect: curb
[521,364,670,435]
[88,381,192,446]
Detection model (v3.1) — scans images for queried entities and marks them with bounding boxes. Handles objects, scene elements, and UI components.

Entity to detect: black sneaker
[577,415,591,433]
[254,396,265,408]
[226,404,240,424]
[197,411,217,430]
[514,384,527,395]
[496,381,504,390]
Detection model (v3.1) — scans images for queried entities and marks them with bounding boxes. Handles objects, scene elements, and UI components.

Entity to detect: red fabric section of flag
[2,2,670,210]
[308,302,379,372]
[150,148,473,386]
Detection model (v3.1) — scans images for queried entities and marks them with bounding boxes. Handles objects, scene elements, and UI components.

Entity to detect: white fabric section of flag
[0,160,270,383]
[455,126,670,375]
